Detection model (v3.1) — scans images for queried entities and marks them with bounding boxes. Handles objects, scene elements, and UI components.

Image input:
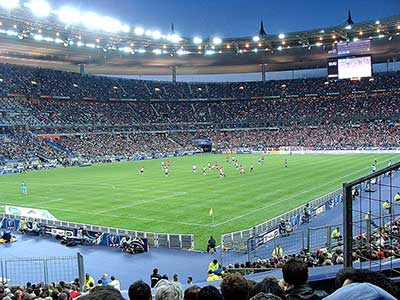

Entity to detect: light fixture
[0,0,19,9]
[26,0,51,18]
[212,37,222,45]
[153,49,162,55]
[57,6,81,24]
[205,50,215,55]
[193,37,203,44]
[278,33,285,39]
[252,35,260,42]
[345,25,352,30]
[152,30,161,39]
[134,27,144,36]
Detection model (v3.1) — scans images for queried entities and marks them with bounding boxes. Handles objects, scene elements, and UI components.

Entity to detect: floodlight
[193,37,202,44]
[252,35,260,42]
[57,6,81,24]
[33,34,43,41]
[26,0,51,18]
[153,49,162,55]
[345,25,352,30]
[77,41,84,47]
[205,50,215,55]
[152,30,161,39]
[176,49,188,55]
[168,34,182,43]
[212,37,222,45]
[134,27,144,35]
[137,48,146,53]
[81,12,102,30]
[0,0,19,10]
[278,33,285,39]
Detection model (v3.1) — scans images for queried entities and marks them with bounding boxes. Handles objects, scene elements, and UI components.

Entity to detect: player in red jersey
[226,155,229,162]
[284,159,288,168]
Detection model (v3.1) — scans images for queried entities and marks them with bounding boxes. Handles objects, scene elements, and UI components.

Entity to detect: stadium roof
[0,2,399,75]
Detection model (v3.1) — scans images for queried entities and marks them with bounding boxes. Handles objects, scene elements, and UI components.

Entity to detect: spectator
[99,274,109,286]
[186,277,193,285]
[128,280,152,300]
[281,259,327,300]
[249,277,284,299]
[184,286,201,300]
[324,282,396,300]
[109,276,121,291]
[198,286,222,300]
[78,286,124,300]
[220,273,249,300]
[207,236,216,253]
[155,282,183,300]
[151,268,162,288]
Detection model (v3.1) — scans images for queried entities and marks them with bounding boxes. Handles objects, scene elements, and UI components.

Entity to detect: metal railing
[221,189,342,252]
[0,253,85,290]
[343,162,400,275]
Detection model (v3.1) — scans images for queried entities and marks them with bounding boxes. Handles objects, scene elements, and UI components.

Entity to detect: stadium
[0,0,400,299]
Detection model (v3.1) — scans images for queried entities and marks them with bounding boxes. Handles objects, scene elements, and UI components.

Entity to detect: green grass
[0,154,398,249]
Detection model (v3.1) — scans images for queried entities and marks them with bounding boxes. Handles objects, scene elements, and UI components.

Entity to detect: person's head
[128,280,152,300]
[220,273,249,300]
[249,277,283,299]
[212,259,218,265]
[153,268,159,275]
[187,277,193,284]
[78,286,124,300]
[282,259,308,287]
[97,280,103,286]
[335,269,398,298]
[155,282,183,300]
[198,286,222,300]
[173,274,178,282]
[59,293,67,300]
[102,274,108,280]
[210,236,213,240]
[85,274,90,279]
[184,286,201,300]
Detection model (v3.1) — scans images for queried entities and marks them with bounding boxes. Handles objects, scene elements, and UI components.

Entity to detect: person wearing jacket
[282,259,327,300]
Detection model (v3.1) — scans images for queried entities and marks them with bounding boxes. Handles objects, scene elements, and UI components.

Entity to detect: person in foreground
[281,258,327,300]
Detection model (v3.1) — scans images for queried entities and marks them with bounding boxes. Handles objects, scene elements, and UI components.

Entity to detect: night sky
[56,0,399,37]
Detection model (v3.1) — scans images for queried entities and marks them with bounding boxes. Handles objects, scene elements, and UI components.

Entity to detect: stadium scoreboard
[328,56,372,79]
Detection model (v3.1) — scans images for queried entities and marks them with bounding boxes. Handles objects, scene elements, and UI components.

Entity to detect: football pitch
[0,154,398,249]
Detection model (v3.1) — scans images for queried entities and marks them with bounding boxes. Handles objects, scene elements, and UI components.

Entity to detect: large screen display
[337,56,372,79]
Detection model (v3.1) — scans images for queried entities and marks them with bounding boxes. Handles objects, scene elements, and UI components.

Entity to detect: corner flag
[209,208,213,217]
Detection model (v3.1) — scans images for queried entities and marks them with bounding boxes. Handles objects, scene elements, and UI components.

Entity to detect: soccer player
[239,165,245,174]
[257,157,262,165]
[219,167,225,177]
[372,163,376,173]
[202,166,207,176]
[284,159,288,168]
[250,164,254,173]
[164,167,169,177]
[388,160,392,167]
[226,155,229,163]
[208,162,211,170]
[139,167,144,175]
[167,159,171,166]
[192,165,197,173]
[22,181,27,195]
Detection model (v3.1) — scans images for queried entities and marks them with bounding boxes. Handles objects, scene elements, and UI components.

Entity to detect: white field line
[95,192,187,214]
[215,156,399,227]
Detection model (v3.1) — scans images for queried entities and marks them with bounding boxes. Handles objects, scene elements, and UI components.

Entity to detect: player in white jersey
[164,167,169,177]
[192,165,197,173]
[140,167,144,175]
[372,163,376,173]
[388,160,392,167]
[202,166,207,175]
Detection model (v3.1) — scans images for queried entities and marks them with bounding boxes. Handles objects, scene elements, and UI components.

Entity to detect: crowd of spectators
[2,259,397,300]
[0,63,399,163]
[1,63,400,100]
